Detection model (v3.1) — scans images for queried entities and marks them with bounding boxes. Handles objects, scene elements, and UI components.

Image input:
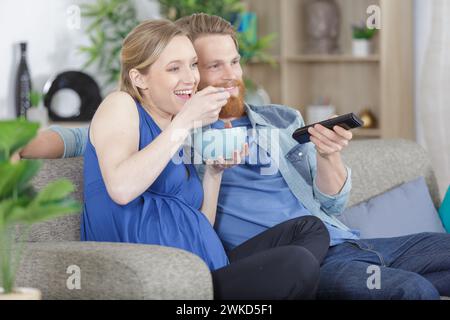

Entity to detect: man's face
[194,35,246,119]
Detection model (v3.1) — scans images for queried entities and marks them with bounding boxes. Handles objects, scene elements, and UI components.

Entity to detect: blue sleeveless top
[81,100,229,270]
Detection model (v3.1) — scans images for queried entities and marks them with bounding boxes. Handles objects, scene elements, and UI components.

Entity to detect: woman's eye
[168,67,179,72]
[191,62,198,69]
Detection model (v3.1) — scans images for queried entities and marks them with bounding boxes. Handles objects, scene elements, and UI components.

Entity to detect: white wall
[0,0,160,120]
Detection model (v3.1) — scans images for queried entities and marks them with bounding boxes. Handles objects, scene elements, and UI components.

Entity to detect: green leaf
[0,160,41,201]
[29,91,42,107]
[0,196,31,225]
[9,199,81,225]
[34,180,75,204]
[0,199,18,230]
[16,160,41,196]
[0,120,39,161]
[0,163,16,199]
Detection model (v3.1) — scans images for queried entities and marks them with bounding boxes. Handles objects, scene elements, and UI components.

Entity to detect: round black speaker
[43,71,102,121]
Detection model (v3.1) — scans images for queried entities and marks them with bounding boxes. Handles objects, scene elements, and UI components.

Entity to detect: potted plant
[79,0,139,89]
[0,119,81,300]
[80,0,277,104]
[352,22,378,57]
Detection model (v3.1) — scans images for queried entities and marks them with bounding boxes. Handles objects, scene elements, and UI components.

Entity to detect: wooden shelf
[353,128,381,138]
[286,54,380,63]
[243,0,414,140]
[246,55,281,65]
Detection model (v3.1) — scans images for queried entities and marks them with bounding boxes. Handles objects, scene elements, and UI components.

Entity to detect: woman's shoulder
[90,91,140,145]
[92,92,138,124]
[97,91,137,113]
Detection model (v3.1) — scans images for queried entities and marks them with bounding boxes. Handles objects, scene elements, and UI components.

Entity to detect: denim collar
[244,103,272,128]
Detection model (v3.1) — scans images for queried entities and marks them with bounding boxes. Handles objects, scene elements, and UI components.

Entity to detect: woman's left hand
[205,143,249,175]
[307,115,353,159]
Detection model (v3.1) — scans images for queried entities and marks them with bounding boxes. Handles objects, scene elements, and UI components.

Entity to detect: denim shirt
[50,103,352,232]
[48,125,88,159]
[194,104,353,232]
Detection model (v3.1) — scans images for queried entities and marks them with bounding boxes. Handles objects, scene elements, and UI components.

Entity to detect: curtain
[417,0,450,201]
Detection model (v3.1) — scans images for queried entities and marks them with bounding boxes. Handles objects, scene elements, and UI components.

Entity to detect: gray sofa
[14,139,444,299]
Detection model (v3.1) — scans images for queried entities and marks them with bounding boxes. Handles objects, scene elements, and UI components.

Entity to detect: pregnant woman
[82,19,330,299]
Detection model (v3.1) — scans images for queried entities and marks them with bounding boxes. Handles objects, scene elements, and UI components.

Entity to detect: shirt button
[298,152,303,157]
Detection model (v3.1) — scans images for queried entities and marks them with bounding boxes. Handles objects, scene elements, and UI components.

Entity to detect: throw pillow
[338,176,446,239]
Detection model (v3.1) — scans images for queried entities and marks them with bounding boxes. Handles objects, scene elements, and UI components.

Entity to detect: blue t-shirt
[212,116,359,251]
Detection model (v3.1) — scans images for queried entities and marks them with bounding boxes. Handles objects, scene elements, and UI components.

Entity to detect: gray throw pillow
[338,176,446,239]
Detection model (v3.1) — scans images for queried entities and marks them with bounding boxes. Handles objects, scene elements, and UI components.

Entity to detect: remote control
[292,113,364,144]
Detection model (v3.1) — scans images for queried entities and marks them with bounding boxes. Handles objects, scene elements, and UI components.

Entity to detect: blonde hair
[175,13,238,49]
[119,19,186,104]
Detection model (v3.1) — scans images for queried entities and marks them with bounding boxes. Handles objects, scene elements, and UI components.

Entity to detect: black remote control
[292,113,364,144]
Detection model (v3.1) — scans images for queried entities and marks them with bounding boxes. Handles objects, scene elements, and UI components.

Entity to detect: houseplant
[352,23,378,57]
[79,0,139,88]
[80,0,277,103]
[0,120,81,299]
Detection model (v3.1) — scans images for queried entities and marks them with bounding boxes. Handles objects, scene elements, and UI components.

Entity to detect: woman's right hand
[174,86,230,130]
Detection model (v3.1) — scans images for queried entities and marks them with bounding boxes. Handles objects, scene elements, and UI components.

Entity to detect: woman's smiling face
[141,35,200,115]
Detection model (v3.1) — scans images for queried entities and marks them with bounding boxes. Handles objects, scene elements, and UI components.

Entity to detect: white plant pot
[0,287,42,300]
[352,39,372,57]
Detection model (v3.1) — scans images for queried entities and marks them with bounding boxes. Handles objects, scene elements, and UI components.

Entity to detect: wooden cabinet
[243,0,414,139]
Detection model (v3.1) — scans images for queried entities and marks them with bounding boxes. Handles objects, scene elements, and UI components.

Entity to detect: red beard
[215,80,246,119]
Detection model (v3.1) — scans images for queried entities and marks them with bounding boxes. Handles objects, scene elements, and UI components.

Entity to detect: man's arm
[19,129,64,159]
[19,126,89,159]
[292,111,352,215]
[315,151,348,196]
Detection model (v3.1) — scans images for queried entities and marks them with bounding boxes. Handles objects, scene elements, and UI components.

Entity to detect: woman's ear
[129,68,148,90]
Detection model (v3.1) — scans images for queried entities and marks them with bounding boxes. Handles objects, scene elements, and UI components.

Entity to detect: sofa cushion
[338,176,446,239]
[341,139,441,209]
[27,158,84,241]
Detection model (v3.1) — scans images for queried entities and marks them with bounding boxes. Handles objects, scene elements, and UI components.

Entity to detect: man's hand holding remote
[307,115,353,159]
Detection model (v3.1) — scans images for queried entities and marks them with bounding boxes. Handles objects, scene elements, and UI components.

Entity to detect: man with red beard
[18,13,450,300]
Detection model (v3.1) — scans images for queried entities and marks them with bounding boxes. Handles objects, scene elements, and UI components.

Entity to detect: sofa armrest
[14,241,213,300]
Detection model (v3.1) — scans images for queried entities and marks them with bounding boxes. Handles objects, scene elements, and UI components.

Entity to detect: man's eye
[232,60,239,65]
[191,62,198,69]
[210,64,219,69]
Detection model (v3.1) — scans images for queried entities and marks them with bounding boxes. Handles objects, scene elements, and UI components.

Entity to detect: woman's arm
[92,92,190,205]
[200,167,224,225]
[94,87,230,205]
[200,144,249,225]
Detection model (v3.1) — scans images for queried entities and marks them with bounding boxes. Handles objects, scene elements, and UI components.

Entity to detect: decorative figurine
[359,108,378,128]
[304,0,341,54]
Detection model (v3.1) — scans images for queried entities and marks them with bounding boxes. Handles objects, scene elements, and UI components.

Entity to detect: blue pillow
[439,185,450,233]
[338,176,446,239]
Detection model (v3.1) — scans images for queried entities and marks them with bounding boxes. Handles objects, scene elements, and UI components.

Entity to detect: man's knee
[390,274,440,300]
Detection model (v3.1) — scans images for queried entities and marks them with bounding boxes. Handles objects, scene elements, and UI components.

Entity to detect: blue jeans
[318,232,450,300]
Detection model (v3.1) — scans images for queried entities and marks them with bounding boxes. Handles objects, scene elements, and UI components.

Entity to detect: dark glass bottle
[15,42,32,118]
